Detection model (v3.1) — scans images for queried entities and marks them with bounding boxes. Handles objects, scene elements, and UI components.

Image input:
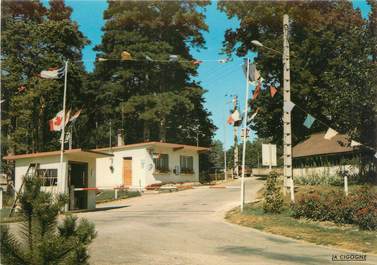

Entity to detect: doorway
[123,157,132,187]
[68,161,88,210]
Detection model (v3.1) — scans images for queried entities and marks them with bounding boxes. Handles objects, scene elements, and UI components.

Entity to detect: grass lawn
[226,184,377,254]
[96,189,140,203]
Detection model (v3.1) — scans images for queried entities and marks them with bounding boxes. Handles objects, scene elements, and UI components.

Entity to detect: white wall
[96,147,149,189]
[96,146,200,189]
[146,147,199,185]
[14,155,97,209]
[293,164,359,178]
[15,157,67,194]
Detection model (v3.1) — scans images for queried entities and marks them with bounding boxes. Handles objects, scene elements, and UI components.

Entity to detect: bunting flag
[324,128,338,140]
[270,86,277,97]
[218,58,230,64]
[242,62,261,83]
[192,60,202,65]
[227,110,241,125]
[69,109,82,123]
[351,140,361,147]
[283,101,295,112]
[303,114,315,129]
[17,85,27,93]
[252,81,261,100]
[248,108,259,123]
[145,55,153,61]
[40,66,65,79]
[121,51,132,60]
[169,55,179,62]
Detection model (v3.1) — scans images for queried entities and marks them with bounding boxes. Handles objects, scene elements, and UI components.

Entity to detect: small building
[3,142,208,210]
[3,149,112,210]
[95,142,208,190]
[292,132,361,178]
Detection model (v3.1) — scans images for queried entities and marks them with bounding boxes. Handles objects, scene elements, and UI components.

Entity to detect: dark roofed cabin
[292,132,363,178]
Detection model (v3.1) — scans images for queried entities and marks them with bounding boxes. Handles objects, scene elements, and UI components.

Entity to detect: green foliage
[0,177,96,264]
[87,1,215,149]
[291,186,377,230]
[208,139,225,169]
[263,171,283,213]
[294,175,344,186]
[218,1,377,153]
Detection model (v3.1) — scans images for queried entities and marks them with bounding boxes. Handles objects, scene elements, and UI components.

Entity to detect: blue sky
[63,0,371,149]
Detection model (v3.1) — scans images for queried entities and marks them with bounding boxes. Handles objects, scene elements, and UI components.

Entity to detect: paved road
[79,178,377,265]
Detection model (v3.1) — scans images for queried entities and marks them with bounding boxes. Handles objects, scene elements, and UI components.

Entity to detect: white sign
[262,144,277,167]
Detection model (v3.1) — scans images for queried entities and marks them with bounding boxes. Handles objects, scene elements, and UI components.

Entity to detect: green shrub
[263,172,283,214]
[294,174,343,186]
[290,185,377,230]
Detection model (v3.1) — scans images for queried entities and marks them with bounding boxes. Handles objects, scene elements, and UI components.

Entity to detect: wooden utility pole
[283,14,295,202]
[233,96,239,179]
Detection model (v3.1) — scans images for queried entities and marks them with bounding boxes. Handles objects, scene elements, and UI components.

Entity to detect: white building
[3,149,112,210]
[3,142,208,210]
[95,142,208,190]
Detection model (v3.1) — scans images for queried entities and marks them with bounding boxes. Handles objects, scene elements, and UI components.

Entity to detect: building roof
[3,142,209,161]
[3,149,113,161]
[95,141,209,152]
[292,132,358,158]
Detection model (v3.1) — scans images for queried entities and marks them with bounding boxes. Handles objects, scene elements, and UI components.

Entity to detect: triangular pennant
[270,86,277,97]
[324,128,338,140]
[145,55,153,61]
[252,81,261,100]
[191,60,202,65]
[169,55,178,62]
[121,51,132,60]
[303,114,315,129]
[350,140,361,147]
[283,101,295,112]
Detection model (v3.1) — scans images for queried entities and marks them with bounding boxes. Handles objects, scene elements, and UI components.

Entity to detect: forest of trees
[1,1,216,173]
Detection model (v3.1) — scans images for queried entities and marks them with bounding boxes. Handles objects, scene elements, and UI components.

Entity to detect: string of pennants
[95,50,234,64]
[282,100,377,156]
[237,61,377,158]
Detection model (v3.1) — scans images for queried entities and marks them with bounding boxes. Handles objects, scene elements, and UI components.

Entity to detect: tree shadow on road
[218,246,329,265]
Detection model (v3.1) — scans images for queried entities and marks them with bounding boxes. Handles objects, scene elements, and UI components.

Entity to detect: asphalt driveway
[78,178,377,265]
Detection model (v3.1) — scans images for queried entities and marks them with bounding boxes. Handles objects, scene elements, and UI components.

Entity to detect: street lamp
[251,14,295,203]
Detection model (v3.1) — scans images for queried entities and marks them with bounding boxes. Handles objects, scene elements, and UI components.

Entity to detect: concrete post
[283,14,295,203]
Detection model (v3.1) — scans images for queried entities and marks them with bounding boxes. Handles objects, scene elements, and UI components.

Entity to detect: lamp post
[251,14,295,202]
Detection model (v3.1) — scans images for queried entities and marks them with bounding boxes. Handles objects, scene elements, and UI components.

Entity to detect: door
[123,157,132,187]
[69,162,88,210]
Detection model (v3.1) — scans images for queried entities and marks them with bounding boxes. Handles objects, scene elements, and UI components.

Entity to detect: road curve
[79,178,377,265]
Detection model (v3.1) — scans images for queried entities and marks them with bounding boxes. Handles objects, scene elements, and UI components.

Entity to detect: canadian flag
[49,110,70,131]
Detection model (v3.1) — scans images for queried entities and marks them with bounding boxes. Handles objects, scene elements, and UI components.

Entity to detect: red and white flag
[49,110,64,131]
[49,110,70,131]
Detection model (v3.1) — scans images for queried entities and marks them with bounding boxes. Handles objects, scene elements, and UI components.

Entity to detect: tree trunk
[143,121,150,142]
[159,118,166,142]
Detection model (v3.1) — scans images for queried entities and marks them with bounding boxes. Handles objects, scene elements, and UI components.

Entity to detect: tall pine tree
[1,0,89,160]
[86,1,215,149]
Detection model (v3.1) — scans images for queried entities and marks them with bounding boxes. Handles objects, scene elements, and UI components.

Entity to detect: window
[154,154,169,172]
[37,169,58,186]
[180,156,194,174]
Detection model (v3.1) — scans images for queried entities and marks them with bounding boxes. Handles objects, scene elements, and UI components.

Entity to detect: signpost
[262,144,277,170]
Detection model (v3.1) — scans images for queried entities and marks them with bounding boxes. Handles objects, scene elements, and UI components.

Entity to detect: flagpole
[60,60,68,210]
[240,58,250,212]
